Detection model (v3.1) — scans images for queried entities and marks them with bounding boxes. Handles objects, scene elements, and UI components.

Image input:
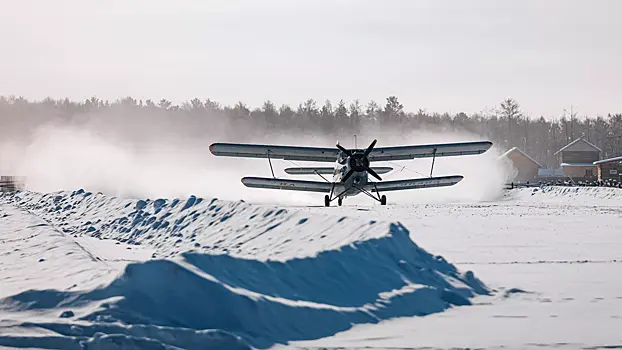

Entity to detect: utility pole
[570,104,577,140]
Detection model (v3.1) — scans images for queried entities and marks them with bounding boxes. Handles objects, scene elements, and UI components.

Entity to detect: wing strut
[430,148,437,177]
[313,170,331,183]
[267,151,276,178]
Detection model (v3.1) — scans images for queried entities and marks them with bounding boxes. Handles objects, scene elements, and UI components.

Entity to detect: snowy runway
[1,187,621,349]
[292,188,622,349]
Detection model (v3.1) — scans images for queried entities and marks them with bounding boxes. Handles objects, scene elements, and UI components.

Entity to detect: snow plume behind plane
[0,111,510,205]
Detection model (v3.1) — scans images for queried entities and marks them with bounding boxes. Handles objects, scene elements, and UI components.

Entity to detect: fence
[506,179,622,190]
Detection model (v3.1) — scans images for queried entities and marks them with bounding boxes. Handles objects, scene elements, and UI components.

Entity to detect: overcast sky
[1,0,620,117]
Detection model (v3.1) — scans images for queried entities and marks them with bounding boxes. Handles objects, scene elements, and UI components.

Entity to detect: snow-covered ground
[1,186,621,349]
[290,187,622,349]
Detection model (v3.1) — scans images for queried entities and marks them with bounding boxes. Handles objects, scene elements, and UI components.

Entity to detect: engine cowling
[348,152,369,172]
[336,139,382,182]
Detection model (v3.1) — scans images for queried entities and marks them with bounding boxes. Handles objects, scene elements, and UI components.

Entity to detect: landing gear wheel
[324,195,330,207]
[338,198,342,206]
[380,195,387,205]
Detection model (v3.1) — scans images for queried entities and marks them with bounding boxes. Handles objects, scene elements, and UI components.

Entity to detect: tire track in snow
[456,259,622,265]
[1,201,105,264]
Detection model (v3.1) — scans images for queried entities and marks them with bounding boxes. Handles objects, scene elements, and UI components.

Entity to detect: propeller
[337,139,382,183]
[367,167,382,181]
[336,143,352,156]
[363,139,377,158]
[341,168,356,183]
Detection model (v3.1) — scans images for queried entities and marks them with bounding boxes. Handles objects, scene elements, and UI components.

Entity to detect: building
[0,176,26,192]
[537,168,564,178]
[593,156,622,182]
[553,137,601,180]
[498,147,542,183]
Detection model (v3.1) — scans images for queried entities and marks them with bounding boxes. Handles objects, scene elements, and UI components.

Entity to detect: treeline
[1,95,621,168]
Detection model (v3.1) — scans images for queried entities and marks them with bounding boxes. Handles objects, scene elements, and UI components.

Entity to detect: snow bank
[1,190,488,349]
[497,186,622,205]
[0,203,118,299]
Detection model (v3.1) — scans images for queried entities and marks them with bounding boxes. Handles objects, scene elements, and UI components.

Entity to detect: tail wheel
[380,195,387,205]
[324,195,330,207]
[338,198,343,206]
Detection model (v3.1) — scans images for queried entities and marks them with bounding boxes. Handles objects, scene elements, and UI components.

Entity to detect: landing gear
[338,198,343,206]
[380,195,387,206]
[324,195,330,207]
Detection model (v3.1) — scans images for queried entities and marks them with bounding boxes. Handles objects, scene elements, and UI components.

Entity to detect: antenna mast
[354,134,357,149]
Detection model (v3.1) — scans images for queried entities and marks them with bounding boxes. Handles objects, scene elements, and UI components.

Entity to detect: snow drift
[0,190,488,349]
[498,186,622,204]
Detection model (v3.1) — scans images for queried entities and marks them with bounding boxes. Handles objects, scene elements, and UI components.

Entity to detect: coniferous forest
[1,95,621,169]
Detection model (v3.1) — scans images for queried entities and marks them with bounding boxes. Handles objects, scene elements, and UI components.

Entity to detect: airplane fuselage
[332,151,369,199]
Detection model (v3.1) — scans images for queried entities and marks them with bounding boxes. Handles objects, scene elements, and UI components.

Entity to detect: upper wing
[241,177,332,193]
[210,140,492,163]
[210,143,340,162]
[366,175,463,192]
[367,141,492,162]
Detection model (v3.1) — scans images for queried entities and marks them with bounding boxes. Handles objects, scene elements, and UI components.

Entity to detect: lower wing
[366,175,463,192]
[284,166,393,175]
[241,177,332,193]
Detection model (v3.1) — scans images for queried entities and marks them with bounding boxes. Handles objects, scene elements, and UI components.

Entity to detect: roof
[554,137,602,155]
[560,163,596,167]
[498,147,543,167]
[594,155,622,165]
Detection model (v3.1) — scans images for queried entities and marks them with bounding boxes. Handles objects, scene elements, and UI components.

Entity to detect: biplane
[209,139,492,206]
